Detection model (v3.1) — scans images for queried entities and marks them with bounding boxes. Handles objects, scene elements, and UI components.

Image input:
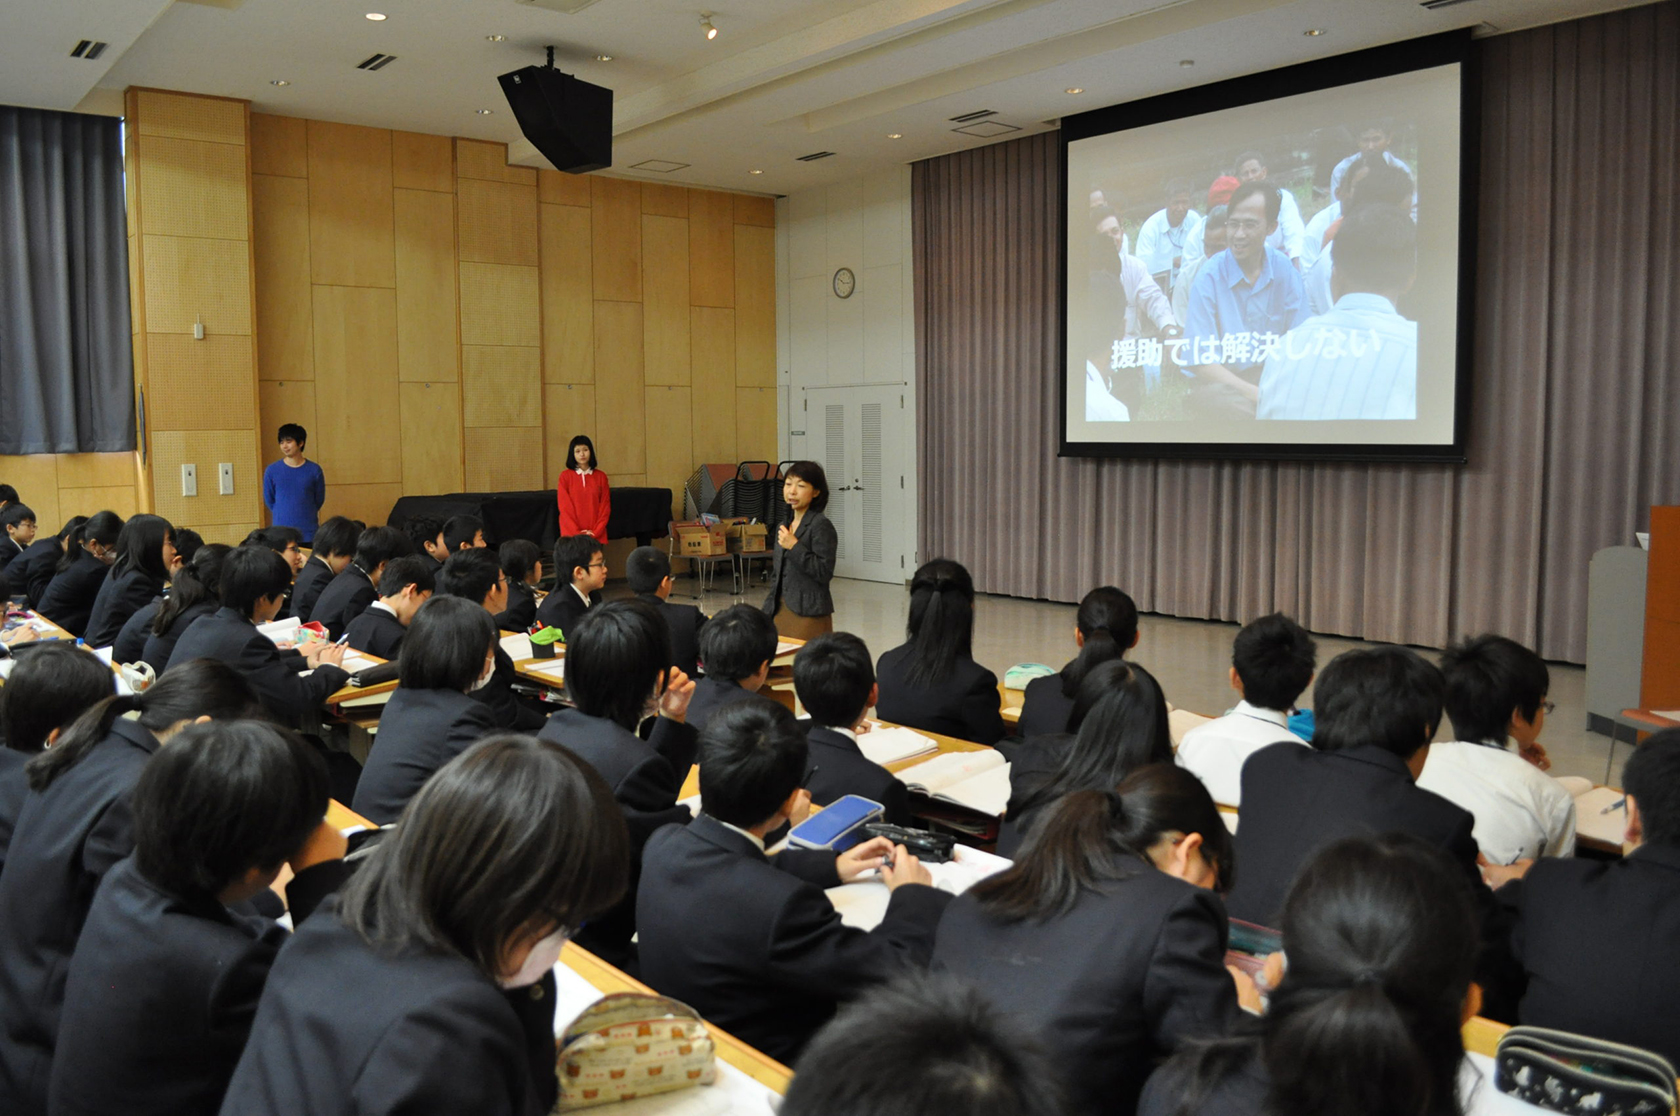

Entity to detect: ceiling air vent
[630,159,691,173]
[70,40,109,60]
[357,53,398,71]
[796,151,836,162]
[948,109,997,123]
[954,121,1021,138]
[1419,0,1478,8]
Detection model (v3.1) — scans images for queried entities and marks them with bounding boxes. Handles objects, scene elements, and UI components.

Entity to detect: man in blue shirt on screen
[1183,181,1308,417]
[262,422,326,544]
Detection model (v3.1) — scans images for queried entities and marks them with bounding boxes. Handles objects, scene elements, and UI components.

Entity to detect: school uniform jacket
[804,724,913,826]
[35,549,110,637]
[493,580,537,633]
[473,644,545,732]
[685,676,758,736]
[638,814,952,1064]
[0,749,29,876]
[352,687,497,825]
[47,856,346,1116]
[1500,844,1680,1065]
[217,902,560,1116]
[84,566,165,649]
[7,538,64,608]
[140,600,217,676]
[538,706,698,966]
[0,717,159,1116]
[993,733,1077,858]
[934,866,1243,1116]
[639,592,706,677]
[1016,669,1079,737]
[343,605,406,661]
[111,597,161,666]
[167,607,349,727]
[874,643,1007,745]
[308,565,378,641]
[533,583,593,637]
[761,509,837,620]
[290,554,334,622]
[0,534,22,573]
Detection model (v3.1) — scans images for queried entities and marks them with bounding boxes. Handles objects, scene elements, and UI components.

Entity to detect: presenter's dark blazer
[343,607,406,661]
[308,565,377,641]
[111,598,161,666]
[139,601,216,677]
[934,867,1242,1116]
[685,676,758,735]
[874,643,1007,745]
[290,554,334,622]
[533,584,594,637]
[1016,669,1079,737]
[167,608,349,727]
[1501,843,1680,1065]
[637,814,951,1064]
[804,724,912,826]
[640,592,706,677]
[84,566,164,649]
[493,580,537,633]
[538,706,698,965]
[473,644,545,732]
[218,904,560,1116]
[0,717,159,1115]
[761,508,836,620]
[35,549,110,637]
[8,538,65,608]
[353,687,496,825]
[47,856,345,1116]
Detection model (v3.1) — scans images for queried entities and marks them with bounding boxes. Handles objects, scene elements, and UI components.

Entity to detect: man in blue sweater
[262,423,327,544]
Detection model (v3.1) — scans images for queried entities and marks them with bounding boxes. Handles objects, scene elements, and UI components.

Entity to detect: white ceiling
[0,0,1653,195]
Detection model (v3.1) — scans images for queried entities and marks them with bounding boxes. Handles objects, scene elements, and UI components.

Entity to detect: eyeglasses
[587,561,608,570]
[1541,700,1556,716]
[1225,218,1266,234]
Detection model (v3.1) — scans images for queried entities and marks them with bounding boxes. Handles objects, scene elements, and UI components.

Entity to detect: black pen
[801,765,820,788]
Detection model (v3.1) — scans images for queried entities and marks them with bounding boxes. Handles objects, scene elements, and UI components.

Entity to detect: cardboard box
[674,521,729,557]
[727,523,769,554]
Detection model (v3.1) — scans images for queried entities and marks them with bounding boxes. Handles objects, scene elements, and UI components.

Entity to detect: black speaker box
[497,66,612,174]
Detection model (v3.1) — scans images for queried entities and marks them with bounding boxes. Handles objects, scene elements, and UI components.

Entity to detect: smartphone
[788,795,884,852]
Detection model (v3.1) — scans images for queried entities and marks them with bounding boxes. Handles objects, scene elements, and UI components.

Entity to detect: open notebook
[855,726,938,767]
[828,844,1014,931]
[1572,785,1629,850]
[894,751,1011,816]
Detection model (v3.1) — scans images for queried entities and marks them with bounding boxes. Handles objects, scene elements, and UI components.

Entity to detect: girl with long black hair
[875,559,1006,744]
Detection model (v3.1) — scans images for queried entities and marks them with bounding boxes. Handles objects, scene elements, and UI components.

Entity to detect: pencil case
[557,993,717,1109]
[1494,1025,1677,1115]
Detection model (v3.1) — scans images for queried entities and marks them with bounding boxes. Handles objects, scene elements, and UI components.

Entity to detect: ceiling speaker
[498,65,612,175]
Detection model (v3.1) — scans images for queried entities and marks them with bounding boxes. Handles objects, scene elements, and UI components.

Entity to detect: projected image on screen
[1063,56,1468,459]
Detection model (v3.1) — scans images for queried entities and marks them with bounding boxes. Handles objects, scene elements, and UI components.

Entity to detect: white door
[800,385,912,583]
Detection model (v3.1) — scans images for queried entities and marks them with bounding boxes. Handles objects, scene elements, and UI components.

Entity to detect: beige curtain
[913,1,1680,663]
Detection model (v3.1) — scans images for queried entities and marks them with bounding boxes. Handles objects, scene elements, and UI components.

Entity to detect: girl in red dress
[557,435,611,543]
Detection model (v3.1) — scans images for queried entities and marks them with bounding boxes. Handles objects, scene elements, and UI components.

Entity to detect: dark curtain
[0,105,134,454]
[913,1,1680,663]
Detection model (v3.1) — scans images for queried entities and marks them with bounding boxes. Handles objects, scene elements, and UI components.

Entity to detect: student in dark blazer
[437,548,544,732]
[1499,729,1680,1065]
[762,460,837,640]
[638,700,951,1064]
[49,721,346,1116]
[292,515,360,622]
[109,529,202,667]
[492,539,541,632]
[400,514,447,574]
[537,598,697,967]
[0,661,258,1116]
[244,526,307,619]
[353,597,499,824]
[1139,833,1485,1116]
[998,660,1173,858]
[220,736,630,1116]
[1016,585,1139,737]
[8,515,83,608]
[36,511,124,637]
[84,514,176,648]
[626,545,707,676]
[308,525,413,641]
[535,534,606,636]
[0,502,37,575]
[875,559,1006,744]
[166,547,351,726]
[937,765,1242,1116]
[343,555,434,662]
[0,645,114,876]
[792,632,911,826]
[135,544,228,676]
[688,604,779,733]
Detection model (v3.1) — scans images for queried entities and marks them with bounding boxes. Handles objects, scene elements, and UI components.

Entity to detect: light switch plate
[181,463,197,497]
[218,463,234,495]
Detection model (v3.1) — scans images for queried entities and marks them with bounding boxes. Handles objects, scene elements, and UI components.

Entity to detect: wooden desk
[5,609,77,645]
[998,683,1024,726]
[1462,1015,1507,1058]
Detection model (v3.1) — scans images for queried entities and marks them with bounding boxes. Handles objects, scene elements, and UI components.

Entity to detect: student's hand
[1228,965,1266,1014]
[1478,853,1534,890]
[1518,741,1551,771]
[308,643,347,669]
[658,667,695,721]
[777,525,797,550]
[836,836,893,883]
[879,844,933,890]
[785,789,813,827]
[289,819,349,872]
[2,627,37,647]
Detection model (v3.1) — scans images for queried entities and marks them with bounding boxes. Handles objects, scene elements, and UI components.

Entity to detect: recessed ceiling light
[887,133,903,139]
[749,169,763,175]
[270,79,290,86]
[486,34,506,42]
[1179,59,1195,67]
[1304,27,1326,36]
[476,108,494,115]
[594,53,613,61]
[1066,87,1084,95]
[700,13,718,40]
[365,12,386,20]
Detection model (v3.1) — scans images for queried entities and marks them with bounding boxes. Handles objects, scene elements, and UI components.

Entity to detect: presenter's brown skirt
[773,605,833,642]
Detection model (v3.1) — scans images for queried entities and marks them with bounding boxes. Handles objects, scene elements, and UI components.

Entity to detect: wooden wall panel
[590,177,642,302]
[458,178,539,266]
[642,214,690,385]
[252,174,313,379]
[736,388,778,463]
[734,224,776,387]
[543,384,596,479]
[465,428,543,490]
[321,483,404,527]
[735,194,776,227]
[689,190,735,308]
[134,91,244,145]
[644,385,693,505]
[54,453,133,490]
[250,113,307,177]
[592,301,646,474]
[58,486,140,521]
[0,455,62,532]
[136,135,249,241]
[459,263,540,347]
[142,235,253,335]
[462,346,541,428]
[642,183,689,218]
[394,188,459,382]
[150,429,260,528]
[399,382,463,493]
[306,121,396,288]
[311,286,401,484]
[457,140,535,185]
[540,204,593,384]
[539,169,591,207]
[146,334,258,430]
[691,306,737,466]
[393,131,452,192]
[192,523,261,547]
[258,380,317,469]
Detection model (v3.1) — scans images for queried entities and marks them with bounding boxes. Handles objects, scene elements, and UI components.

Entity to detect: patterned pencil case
[556,992,718,1110]
[1495,1025,1677,1115]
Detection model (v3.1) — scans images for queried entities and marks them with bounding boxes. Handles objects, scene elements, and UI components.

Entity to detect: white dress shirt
[1415,739,1578,864]
[1256,293,1417,421]
[1135,208,1205,285]
[712,816,767,852]
[1267,188,1305,261]
[1085,361,1131,422]
[1175,701,1307,807]
[1300,201,1340,269]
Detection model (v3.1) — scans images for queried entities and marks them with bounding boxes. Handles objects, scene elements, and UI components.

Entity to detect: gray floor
[664,573,1626,786]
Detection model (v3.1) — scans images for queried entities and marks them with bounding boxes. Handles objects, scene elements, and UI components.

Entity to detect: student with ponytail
[875,559,1006,744]
[0,659,259,1116]
[36,510,124,637]
[84,514,177,648]
[1017,586,1140,737]
[1139,832,1482,1116]
[138,543,230,674]
[936,764,1242,1116]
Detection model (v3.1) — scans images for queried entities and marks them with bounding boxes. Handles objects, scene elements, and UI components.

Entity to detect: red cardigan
[557,469,611,543]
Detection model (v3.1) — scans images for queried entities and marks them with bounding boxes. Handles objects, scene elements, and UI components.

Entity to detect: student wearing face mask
[933,764,1245,1116]
[220,735,630,1116]
[36,511,124,637]
[352,597,499,825]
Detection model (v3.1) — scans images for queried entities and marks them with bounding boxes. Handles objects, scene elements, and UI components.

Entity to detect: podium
[1640,506,1680,712]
